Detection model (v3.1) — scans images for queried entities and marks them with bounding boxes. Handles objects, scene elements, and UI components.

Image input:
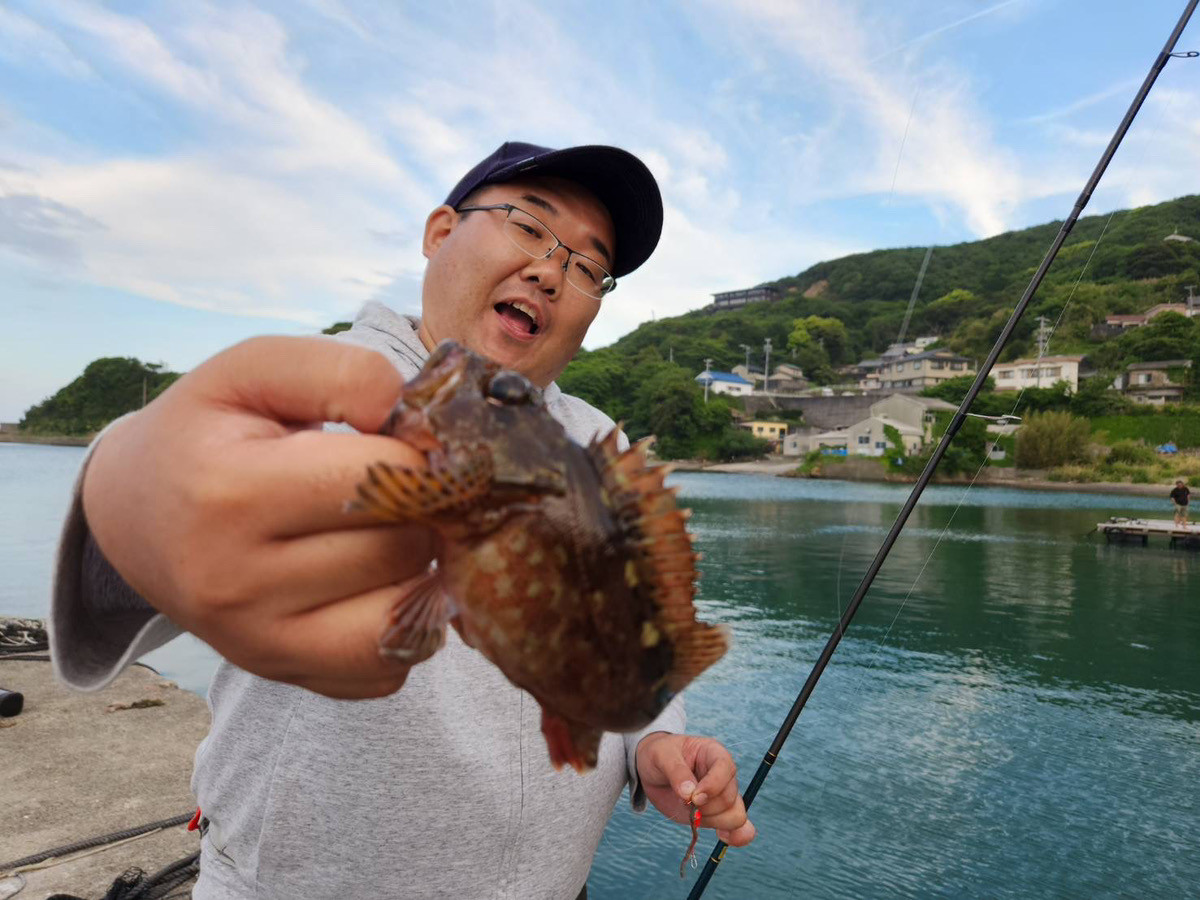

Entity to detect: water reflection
[589,472,1200,899]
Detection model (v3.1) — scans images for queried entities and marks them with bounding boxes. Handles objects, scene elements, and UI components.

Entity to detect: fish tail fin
[540,708,602,774]
[589,432,729,694]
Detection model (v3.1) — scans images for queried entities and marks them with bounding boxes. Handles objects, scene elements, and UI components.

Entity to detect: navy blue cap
[445,141,663,279]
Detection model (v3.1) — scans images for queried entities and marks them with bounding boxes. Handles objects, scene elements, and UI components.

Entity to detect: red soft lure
[679,804,702,878]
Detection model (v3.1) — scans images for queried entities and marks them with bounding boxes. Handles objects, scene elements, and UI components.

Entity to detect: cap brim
[489,145,663,279]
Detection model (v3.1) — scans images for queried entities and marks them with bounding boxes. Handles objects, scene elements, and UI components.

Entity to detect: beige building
[993,355,1085,391]
[868,394,957,442]
[1120,360,1193,405]
[877,350,974,392]
[811,416,923,457]
[740,420,788,444]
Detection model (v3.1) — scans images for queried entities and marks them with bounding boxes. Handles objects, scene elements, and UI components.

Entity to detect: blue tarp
[1156,442,1179,454]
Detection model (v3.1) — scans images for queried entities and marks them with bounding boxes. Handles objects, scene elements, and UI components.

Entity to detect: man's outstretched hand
[83,336,435,699]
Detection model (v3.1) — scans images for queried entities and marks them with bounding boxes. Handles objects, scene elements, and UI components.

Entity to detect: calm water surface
[3,443,1198,898]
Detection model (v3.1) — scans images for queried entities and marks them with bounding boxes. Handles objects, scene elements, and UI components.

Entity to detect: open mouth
[495,301,541,337]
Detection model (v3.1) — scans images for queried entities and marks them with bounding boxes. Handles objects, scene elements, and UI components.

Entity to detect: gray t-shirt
[50,302,685,900]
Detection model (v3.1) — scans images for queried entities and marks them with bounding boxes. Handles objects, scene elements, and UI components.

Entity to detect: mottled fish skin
[356,340,729,771]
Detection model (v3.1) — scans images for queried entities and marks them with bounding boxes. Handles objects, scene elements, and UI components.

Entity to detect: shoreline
[670,457,1183,499]
[0,432,91,446]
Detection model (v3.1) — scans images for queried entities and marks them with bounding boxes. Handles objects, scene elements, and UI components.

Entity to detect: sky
[2,0,1199,422]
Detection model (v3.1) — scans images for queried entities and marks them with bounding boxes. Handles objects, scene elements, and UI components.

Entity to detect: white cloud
[0,6,93,78]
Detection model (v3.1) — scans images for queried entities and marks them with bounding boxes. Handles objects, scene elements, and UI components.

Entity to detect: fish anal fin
[379,566,459,664]
[539,708,602,774]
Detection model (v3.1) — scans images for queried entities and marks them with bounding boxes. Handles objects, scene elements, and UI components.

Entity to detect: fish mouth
[402,340,470,406]
[494,300,542,339]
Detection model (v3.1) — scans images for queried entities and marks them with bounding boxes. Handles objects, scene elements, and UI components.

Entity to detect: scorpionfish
[354,340,730,773]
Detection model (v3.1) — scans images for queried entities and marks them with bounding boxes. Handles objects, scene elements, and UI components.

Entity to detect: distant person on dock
[1170,479,1190,526]
[49,142,754,900]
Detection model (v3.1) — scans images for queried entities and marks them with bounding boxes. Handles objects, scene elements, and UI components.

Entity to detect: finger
[257,524,436,610]
[196,336,404,435]
[700,794,748,832]
[207,580,421,686]
[716,820,757,848]
[651,746,702,806]
[227,429,432,536]
[293,668,412,700]
[692,747,737,806]
[695,776,740,817]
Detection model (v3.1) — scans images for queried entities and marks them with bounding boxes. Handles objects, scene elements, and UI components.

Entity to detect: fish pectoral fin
[354,446,494,521]
[539,708,602,774]
[379,566,458,664]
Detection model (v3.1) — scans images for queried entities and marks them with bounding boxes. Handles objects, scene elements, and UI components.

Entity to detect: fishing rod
[687,3,1198,896]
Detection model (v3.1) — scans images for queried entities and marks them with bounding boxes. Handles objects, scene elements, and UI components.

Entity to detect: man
[1170,479,1190,527]
[51,142,754,899]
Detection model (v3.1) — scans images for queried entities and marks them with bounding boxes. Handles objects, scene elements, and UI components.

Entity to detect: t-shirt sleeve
[621,692,687,811]
[49,421,182,691]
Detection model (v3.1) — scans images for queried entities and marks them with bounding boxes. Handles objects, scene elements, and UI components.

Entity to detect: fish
[353,340,730,772]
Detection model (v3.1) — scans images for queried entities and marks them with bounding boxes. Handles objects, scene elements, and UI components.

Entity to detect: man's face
[418,175,616,388]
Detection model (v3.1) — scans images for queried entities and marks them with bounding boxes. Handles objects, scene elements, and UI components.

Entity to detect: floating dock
[0,624,208,899]
[1096,517,1200,549]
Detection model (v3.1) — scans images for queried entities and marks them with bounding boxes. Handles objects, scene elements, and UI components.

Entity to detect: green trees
[1015,411,1093,468]
[20,358,182,435]
[557,348,767,461]
[787,315,849,384]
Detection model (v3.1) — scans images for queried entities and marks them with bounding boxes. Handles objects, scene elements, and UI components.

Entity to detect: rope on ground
[44,849,201,900]
[0,812,193,874]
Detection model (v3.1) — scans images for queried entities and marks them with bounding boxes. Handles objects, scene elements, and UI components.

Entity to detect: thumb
[193,336,404,434]
[655,745,701,805]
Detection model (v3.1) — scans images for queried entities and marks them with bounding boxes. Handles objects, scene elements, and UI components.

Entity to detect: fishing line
[887,84,922,206]
[686,5,1198,896]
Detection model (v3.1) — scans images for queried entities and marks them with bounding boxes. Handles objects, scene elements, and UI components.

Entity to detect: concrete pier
[0,653,209,898]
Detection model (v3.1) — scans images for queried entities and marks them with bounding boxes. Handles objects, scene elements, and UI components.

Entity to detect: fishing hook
[686,3,1199,897]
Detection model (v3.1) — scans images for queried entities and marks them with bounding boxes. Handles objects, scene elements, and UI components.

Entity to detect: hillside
[20,358,182,435]
[559,194,1200,433]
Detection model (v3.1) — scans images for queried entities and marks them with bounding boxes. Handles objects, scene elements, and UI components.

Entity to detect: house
[730,362,807,394]
[812,416,923,457]
[739,420,788,444]
[868,394,958,442]
[876,350,975,392]
[711,285,781,310]
[782,427,824,457]
[993,355,1086,391]
[1099,304,1195,328]
[696,371,753,396]
[1118,360,1193,405]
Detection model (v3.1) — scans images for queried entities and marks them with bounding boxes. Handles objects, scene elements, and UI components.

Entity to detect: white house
[992,355,1085,391]
[812,416,923,457]
[695,370,753,396]
[868,394,957,442]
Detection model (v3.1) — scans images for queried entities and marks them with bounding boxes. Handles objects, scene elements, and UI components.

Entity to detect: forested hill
[558,194,1200,430]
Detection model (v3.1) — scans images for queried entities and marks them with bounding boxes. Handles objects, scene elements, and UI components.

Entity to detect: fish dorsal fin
[589,429,730,694]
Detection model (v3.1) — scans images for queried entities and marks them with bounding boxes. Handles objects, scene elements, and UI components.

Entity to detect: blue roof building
[695,370,754,396]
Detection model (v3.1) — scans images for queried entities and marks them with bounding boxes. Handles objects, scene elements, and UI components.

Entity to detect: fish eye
[487,371,534,405]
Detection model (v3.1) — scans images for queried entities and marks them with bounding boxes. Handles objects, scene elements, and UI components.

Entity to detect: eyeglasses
[456,203,617,300]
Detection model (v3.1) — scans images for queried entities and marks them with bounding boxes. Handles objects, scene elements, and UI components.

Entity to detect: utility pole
[1034,315,1051,388]
[763,338,772,394]
[703,358,713,403]
[739,343,752,373]
[669,346,674,364]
